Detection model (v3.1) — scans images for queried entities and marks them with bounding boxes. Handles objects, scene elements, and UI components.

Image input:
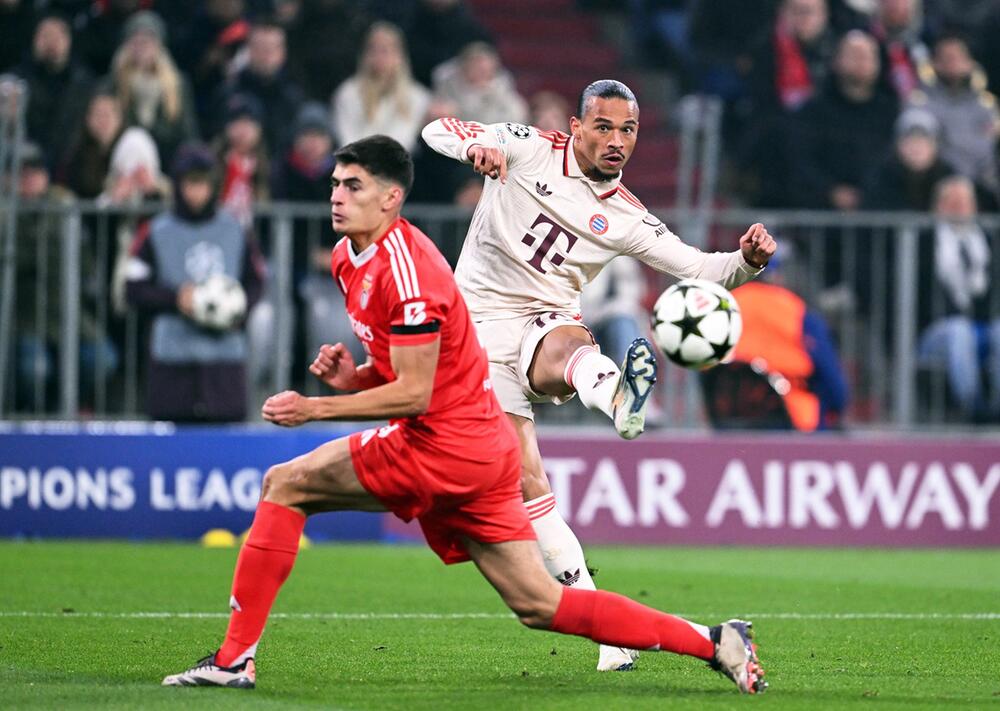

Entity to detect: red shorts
[349,423,535,564]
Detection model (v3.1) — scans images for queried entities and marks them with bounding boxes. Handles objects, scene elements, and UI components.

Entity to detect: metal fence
[2,200,999,430]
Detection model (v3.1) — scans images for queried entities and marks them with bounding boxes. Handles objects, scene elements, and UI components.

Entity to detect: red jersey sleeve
[381,231,450,347]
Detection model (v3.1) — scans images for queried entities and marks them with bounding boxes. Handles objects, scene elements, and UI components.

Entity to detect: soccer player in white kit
[422,80,776,671]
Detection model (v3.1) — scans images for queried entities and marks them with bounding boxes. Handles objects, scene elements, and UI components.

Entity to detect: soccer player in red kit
[162,135,767,694]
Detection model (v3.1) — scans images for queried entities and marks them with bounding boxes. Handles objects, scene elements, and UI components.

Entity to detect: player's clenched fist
[261,390,313,427]
[466,144,507,183]
[739,223,777,269]
[309,343,357,390]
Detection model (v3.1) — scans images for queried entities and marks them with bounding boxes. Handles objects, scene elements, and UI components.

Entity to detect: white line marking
[1,611,999,621]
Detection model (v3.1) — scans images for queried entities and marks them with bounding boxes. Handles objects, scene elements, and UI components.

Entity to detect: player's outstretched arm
[263,339,441,426]
[625,217,776,291]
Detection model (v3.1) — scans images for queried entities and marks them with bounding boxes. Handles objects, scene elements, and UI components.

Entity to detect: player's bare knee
[543,332,593,368]
[260,462,304,506]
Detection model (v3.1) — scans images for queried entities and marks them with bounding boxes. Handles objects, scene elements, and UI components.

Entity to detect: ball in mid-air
[651,279,742,370]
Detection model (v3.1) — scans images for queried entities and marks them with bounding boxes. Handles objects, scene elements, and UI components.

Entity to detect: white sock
[527,493,636,666]
[686,619,712,641]
[526,493,596,589]
[563,345,620,419]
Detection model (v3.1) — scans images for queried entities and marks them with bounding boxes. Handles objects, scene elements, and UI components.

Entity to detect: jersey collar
[344,217,407,268]
[562,139,622,199]
[345,236,379,268]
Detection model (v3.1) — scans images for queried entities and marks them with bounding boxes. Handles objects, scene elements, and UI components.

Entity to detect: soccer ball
[650,279,742,369]
[191,274,247,331]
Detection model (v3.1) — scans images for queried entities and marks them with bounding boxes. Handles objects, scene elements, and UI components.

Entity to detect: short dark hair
[577,79,638,118]
[334,135,414,194]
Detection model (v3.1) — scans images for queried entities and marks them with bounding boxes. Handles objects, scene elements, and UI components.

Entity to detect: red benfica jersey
[331,217,514,459]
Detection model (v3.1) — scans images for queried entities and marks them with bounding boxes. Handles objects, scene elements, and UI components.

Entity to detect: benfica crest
[360,273,373,309]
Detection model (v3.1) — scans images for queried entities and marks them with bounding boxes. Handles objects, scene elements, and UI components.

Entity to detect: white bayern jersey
[421,118,763,319]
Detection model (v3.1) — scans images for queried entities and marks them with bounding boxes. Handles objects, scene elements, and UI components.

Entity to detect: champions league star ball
[651,279,742,370]
[191,274,247,331]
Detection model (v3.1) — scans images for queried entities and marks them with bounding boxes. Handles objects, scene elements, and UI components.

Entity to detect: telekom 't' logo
[521,213,578,274]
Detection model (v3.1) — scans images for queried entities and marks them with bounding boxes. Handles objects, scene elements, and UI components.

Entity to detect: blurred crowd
[3,0,999,425]
[2,0,529,420]
[0,0,526,209]
[631,0,1000,425]
[631,0,1000,212]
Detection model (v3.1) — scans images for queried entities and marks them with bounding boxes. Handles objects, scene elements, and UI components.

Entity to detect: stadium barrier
[2,424,997,546]
[4,201,1000,429]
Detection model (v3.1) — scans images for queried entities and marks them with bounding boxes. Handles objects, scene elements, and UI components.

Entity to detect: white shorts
[474,312,591,420]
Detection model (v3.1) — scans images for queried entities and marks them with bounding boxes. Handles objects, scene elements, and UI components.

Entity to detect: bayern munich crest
[589,214,609,235]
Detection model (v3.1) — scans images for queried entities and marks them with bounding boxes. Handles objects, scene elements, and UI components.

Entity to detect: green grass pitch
[2,541,998,710]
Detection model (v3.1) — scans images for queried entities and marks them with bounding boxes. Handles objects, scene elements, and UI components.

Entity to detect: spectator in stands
[59,89,126,199]
[172,0,250,127]
[100,125,171,317]
[432,42,528,126]
[452,175,484,209]
[580,258,646,364]
[789,30,898,209]
[268,102,352,383]
[864,107,953,210]
[688,0,778,102]
[868,0,931,101]
[751,0,838,113]
[0,0,36,73]
[271,102,335,205]
[76,0,144,76]
[331,22,431,153]
[405,0,491,86]
[12,142,118,413]
[408,93,466,205]
[909,33,999,202]
[99,125,170,208]
[529,90,570,132]
[126,143,265,422]
[220,19,305,160]
[918,176,1000,422]
[108,11,199,169]
[282,0,370,103]
[730,254,850,431]
[628,0,693,78]
[740,0,839,207]
[14,13,94,169]
[214,92,270,230]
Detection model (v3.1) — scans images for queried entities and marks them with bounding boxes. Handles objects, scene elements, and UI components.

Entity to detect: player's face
[329,163,399,237]
[570,97,638,181]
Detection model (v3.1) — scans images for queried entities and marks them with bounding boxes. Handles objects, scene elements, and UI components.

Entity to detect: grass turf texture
[1,543,998,710]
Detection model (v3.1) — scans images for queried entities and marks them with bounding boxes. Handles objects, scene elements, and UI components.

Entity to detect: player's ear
[382,184,404,212]
[569,115,582,138]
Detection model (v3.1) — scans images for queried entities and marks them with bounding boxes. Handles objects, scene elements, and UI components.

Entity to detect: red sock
[215,501,305,667]
[550,587,715,660]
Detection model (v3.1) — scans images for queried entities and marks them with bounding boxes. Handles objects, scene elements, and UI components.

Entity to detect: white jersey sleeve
[622,212,762,291]
[420,118,542,171]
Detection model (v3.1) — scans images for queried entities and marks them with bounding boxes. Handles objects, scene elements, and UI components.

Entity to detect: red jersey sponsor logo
[348,311,374,342]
